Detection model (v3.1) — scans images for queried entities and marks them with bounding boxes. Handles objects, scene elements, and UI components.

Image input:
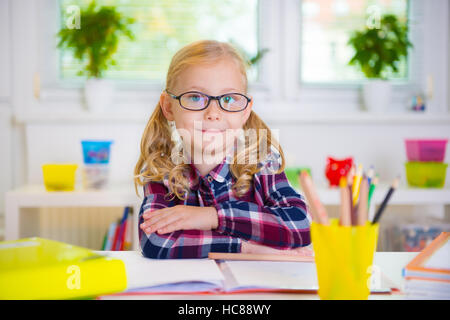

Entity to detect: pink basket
[405,139,448,162]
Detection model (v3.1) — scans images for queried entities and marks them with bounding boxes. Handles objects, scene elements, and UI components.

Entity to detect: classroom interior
[0,0,449,255]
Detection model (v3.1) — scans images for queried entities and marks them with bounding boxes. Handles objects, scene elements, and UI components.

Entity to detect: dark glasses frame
[165,89,251,112]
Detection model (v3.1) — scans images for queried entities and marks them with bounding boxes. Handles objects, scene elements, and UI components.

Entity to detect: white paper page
[126,281,221,293]
[223,260,318,291]
[423,240,450,270]
[103,251,224,291]
[223,260,393,293]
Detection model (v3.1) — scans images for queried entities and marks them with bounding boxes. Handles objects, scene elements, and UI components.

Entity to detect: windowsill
[258,110,450,125]
[13,109,450,125]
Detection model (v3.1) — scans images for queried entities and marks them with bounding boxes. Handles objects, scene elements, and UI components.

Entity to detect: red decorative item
[325,157,354,187]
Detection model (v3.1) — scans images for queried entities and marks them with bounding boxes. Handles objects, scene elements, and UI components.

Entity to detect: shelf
[6,184,142,207]
[5,184,449,250]
[294,185,450,206]
[259,112,450,125]
[13,110,450,125]
[7,184,450,207]
[5,184,142,251]
[13,111,149,124]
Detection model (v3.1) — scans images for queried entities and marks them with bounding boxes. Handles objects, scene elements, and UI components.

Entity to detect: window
[300,0,410,84]
[58,0,259,83]
[41,0,445,113]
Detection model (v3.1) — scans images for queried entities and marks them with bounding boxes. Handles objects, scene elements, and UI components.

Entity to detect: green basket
[405,162,448,188]
[285,167,311,189]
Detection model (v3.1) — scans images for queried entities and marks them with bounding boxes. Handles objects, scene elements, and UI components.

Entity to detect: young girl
[134,40,311,259]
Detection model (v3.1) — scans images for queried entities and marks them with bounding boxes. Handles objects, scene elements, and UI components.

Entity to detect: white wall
[2,0,450,203]
[22,117,450,192]
[25,122,143,188]
[0,0,13,222]
[0,108,12,221]
[274,122,450,186]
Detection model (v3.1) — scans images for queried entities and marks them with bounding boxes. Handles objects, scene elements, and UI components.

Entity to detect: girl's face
[160,58,253,163]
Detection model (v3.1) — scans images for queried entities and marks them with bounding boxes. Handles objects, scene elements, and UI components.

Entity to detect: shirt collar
[160,148,233,193]
[161,144,281,192]
[188,151,233,186]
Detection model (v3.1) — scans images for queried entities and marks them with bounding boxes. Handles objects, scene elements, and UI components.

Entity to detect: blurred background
[0,0,449,252]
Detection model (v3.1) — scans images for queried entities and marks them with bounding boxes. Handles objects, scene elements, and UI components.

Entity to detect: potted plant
[57,2,135,113]
[229,40,269,81]
[348,14,412,113]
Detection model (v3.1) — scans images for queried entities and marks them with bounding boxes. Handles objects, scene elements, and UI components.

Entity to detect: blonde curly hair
[134,40,285,200]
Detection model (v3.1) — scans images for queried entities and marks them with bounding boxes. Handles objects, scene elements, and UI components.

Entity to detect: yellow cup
[42,164,78,191]
[311,218,379,300]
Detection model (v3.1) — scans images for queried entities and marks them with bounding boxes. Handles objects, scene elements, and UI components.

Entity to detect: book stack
[403,232,450,299]
[101,206,133,251]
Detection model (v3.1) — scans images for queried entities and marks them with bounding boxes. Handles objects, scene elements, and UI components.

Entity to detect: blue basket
[81,140,113,164]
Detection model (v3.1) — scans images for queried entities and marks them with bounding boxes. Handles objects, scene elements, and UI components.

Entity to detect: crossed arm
[139,171,311,259]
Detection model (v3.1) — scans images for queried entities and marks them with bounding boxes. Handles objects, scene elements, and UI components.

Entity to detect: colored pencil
[299,170,329,225]
[368,175,378,208]
[367,166,375,185]
[352,164,363,206]
[116,207,129,251]
[101,231,108,251]
[111,219,121,251]
[208,252,315,262]
[105,221,117,251]
[119,218,128,251]
[357,175,369,225]
[339,176,351,226]
[349,164,356,183]
[372,176,400,224]
[347,167,356,225]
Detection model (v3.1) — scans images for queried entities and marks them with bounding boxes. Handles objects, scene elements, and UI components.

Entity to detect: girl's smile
[196,128,226,133]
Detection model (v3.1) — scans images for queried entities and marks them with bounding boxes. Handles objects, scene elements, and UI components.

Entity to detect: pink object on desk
[405,139,448,162]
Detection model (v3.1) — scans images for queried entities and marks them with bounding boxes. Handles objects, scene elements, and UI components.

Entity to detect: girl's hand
[241,240,314,257]
[140,205,219,235]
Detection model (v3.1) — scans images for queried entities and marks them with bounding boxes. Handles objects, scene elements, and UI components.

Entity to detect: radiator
[38,207,126,250]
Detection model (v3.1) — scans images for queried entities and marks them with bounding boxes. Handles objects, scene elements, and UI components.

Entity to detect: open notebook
[99,251,396,297]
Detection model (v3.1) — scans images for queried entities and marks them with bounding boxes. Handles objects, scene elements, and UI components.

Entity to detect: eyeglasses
[165,89,251,112]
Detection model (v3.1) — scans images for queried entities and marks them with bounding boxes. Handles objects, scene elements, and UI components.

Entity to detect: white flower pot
[362,80,392,113]
[84,78,114,113]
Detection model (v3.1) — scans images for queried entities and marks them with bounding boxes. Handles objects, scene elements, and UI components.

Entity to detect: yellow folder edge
[0,237,127,299]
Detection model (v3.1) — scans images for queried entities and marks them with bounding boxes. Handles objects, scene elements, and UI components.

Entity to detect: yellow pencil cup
[42,164,78,191]
[311,218,379,300]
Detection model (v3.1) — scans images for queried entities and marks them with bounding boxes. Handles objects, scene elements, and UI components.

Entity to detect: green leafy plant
[248,48,269,67]
[348,14,412,79]
[228,39,269,69]
[57,1,135,78]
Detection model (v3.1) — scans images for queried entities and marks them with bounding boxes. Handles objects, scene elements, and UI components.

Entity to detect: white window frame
[10,0,449,122]
[280,0,448,114]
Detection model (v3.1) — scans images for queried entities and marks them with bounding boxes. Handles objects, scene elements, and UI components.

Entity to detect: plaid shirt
[139,150,311,259]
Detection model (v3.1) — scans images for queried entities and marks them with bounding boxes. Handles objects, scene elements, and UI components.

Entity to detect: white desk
[97,251,418,300]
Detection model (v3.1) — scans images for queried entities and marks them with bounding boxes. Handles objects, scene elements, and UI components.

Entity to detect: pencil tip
[339,176,347,188]
[393,176,400,188]
[367,166,375,178]
[300,170,309,177]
